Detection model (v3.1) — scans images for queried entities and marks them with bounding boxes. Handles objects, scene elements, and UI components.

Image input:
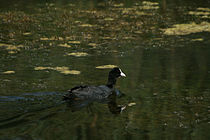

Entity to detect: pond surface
[0,0,210,139]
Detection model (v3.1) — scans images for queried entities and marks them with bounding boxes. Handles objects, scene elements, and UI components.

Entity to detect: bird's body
[64,85,112,100]
[63,67,126,101]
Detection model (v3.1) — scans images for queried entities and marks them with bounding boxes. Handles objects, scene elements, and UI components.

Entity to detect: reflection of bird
[66,90,126,114]
[63,67,126,101]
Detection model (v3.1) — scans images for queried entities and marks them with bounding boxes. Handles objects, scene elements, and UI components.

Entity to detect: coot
[63,67,126,101]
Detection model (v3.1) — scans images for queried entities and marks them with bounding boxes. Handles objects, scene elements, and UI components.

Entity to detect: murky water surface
[0,0,210,139]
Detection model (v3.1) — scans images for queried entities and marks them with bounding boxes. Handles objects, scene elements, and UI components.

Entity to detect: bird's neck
[106,77,116,88]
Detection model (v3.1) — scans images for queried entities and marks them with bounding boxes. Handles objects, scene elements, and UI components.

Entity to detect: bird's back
[64,85,113,101]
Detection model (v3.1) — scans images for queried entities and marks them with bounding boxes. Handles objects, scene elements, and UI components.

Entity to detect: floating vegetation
[0,43,24,53]
[66,52,88,57]
[68,41,81,44]
[136,11,153,16]
[0,11,34,24]
[191,38,204,41]
[58,43,72,48]
[128,102,136,107]
[139,5,159,10]
[162,22,210,35]
[34,67,51,70]
[2,71,15,74]
[40,37,64,41]
[113,3,124,7]
[59,70,80,75]
[197,7,210,12]
[96,65,118,69]
[101,37,114,40]
[142,1,159,6]
[79,24,94,27]
[23,32,31,36]
[188,7,210,19]
[188,11,210,16]
[88,43,97,47]
[139,1,159,10]
[34,66,80,75]
[104,18,114,21]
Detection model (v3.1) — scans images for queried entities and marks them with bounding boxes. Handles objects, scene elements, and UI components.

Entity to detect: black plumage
[63,67,126,101]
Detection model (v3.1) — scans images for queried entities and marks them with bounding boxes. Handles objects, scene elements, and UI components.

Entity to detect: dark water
[0,0,210,139]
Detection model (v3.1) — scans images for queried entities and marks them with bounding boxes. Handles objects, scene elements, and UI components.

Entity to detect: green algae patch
[96,65,118,69]
[34,66,80,75]
[162,22,210,35]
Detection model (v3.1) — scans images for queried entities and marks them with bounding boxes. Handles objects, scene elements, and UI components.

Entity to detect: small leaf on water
[191,38,204,41]
[67,52,88,57]
[3,71,15,74]
[34,67,52,70]
[128,102,136,107]
[23,32,31,35]
[88,43,97,47]
[58,43,72,48]
[96,65,118,69]
[79,24,93,27]
[40,37,49,41]
[60,70,81,75]
[68,41,81,44]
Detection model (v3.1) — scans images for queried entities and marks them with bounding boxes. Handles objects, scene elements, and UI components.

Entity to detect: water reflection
[65,91,126,114]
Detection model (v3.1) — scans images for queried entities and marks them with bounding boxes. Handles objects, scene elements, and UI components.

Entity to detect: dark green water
[0,0,210,139]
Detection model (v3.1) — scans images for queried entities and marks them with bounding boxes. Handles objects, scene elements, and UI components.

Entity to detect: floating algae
[162,22,210,35]
[58,43,72,48]
[66,52,88,57]
[2,71,15,74]
[96,65,118,69]
[0,43,24,53]
[34,66,80,75]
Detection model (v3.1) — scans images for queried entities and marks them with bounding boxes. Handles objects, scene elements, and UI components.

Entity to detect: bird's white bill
[119,69,126,77]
